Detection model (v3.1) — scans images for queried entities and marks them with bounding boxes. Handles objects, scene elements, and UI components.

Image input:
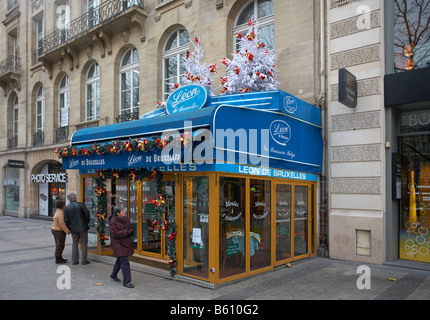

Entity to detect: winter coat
[64,200,90,233]
[109,214,134,257]
[51,208,71,234]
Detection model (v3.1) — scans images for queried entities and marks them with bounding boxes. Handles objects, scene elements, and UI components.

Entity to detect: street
[1,215,429,304]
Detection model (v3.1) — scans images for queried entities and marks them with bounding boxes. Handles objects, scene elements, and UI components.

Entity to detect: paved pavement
[1,215,430,306]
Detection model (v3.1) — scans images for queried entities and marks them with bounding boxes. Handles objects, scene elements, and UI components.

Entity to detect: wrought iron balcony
[0,55,21,92]
[56,126,69,143]
[34,0,146,73]
[116,111,139,123]
[8,135,18,150]
[33,131,45,147]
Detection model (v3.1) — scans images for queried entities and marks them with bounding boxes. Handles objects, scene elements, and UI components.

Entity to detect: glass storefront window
[394,0,430,72]
[219,177,246,279]
[294,185,308,256]
[399,135,430,263]
[250,179,271,270]
[183,176,210,279]
[141,180,161,254]
[4,167,19,212]
[276,184,292,261]
[84,177,112,249]
[129,180,138,249]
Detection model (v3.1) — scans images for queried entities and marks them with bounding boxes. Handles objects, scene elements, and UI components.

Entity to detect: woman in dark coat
[109,207,135,288]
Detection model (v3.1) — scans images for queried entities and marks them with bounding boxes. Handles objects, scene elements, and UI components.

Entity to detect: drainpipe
[318,0,329,257]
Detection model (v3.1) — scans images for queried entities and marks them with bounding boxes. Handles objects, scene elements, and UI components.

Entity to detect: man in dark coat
[64,192,91,265]
[109,206,135,288]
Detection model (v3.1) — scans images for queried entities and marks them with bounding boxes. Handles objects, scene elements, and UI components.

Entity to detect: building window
[86,62,100,121]
[162,29,189,100]
[56,0,70,44]
[234,0,274,50]
[58,74,69,128]
[12,96,18,137]
[394,0,430,72]
[120,47,139,117]
[36,85,45,132]
[87,0,100,28]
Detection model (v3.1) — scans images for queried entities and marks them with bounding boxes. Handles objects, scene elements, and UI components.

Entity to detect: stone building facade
[326,0,385,264]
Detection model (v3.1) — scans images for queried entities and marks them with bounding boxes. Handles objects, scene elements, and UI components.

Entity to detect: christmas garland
[54,133,191,158]
[95,167,177,277]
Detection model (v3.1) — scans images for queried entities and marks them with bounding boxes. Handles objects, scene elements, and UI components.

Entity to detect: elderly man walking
[64,192,91,265]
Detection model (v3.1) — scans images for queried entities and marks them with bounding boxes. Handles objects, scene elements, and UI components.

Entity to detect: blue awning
[64,89,323,175]
[71,106,217,146]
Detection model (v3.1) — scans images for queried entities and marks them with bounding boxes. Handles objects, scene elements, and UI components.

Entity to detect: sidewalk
[1,215,430,302]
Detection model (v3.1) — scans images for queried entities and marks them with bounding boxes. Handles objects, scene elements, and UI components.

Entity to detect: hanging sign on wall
[338,68,357,108]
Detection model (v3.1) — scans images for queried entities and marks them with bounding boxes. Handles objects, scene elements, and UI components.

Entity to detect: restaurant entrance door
[275,182,312,265]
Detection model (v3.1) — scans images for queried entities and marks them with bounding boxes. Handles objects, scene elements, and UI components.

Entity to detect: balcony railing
[56,126,69,143]
[8,135,17,150]
[33,131,44,147]
[0,55,21,76]
[117,111,139,123]
[34,0,144,60]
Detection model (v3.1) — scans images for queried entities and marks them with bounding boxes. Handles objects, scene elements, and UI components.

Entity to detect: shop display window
[141,180,161,254]
[219,177,246,279]
[4,167,19,212]
[183,176,210,279]
[250,179,271,270]
[84,177,112,249]
[294,185,308,256]
[276,184,292,261]
[399,135,430,263]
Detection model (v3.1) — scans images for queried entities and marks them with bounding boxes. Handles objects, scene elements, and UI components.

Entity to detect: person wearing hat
[109,206,135,288]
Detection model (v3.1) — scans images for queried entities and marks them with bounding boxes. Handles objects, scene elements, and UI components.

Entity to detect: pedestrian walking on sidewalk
[109,206,135,288]
[51,200,71,264]
[64,192,91,265]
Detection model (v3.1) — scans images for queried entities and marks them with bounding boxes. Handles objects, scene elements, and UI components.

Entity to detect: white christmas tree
[220,18,279,94]
[182,37,217,96]
[155,37,217,108]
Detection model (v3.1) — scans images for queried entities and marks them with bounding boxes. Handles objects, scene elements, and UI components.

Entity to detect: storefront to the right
[385,70,430,264]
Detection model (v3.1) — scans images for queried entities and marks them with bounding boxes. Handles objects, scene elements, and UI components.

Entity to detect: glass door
[399,135,430,262]
[294,185,310,257]
[275,184,292,262]
[138,178,176,259]
[183,176,210,279]
[249,179,271,271]
[275,183,311,262]
[219,177,246,279]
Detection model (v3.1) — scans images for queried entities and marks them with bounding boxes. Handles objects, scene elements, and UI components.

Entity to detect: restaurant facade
[59,86,323,285]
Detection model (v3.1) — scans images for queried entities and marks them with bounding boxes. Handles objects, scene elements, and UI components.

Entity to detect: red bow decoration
[108,142,118,154]
[137,139,147,151]
[124,141,133,152]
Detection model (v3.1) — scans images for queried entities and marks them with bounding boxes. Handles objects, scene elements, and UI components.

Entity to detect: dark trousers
[111,256,131,284]
[51,229,66,257]
[71,231,88,264]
